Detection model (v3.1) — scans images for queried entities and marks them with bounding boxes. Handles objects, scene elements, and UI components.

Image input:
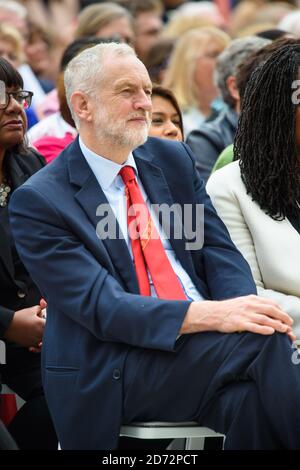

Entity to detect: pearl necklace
[0,182,11,207]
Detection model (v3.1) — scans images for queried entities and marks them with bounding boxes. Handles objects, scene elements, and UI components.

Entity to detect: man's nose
[133,91,152,111]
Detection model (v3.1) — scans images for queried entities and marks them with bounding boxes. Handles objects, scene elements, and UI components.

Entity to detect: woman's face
[0,86,27,150]
[25,32,50,75]
[0,39,21,69]
[193,41,224,103]
[149,95,183,141]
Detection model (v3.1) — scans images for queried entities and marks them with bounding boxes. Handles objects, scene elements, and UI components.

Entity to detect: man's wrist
[180,301,218,334]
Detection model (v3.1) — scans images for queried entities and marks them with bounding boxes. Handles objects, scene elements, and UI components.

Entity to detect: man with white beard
[9,43,300,450]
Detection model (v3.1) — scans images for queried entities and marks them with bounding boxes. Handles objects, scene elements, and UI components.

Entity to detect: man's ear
[70,91,92,123]
[226,75,240,103]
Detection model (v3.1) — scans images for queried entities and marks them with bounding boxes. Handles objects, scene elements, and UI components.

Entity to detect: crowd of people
[1,0,300,452]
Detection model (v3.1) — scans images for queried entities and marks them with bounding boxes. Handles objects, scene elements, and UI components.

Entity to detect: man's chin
[124,130,149,149]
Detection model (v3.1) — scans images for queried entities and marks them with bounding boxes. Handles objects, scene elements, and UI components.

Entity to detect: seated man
[9,42,300,450]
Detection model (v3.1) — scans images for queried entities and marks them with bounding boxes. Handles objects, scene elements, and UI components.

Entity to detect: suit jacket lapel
[67,139,139,294]
[133,145,196,279]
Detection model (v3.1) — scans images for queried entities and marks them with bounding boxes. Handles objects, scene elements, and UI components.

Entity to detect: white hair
[278,11,300,37]
[64,42,136,128]
[0,0,27,18]
[169,1,225,27]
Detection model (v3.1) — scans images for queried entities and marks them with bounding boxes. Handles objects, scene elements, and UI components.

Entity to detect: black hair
[236,37,300,104]
[256,29,288,41]
[152,84,184,138]
[0,57,28,158]
[234,44,300,220]
[0,57,23,89]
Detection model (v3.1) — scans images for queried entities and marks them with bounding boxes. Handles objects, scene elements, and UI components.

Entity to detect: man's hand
[181,295,295,341]
[3,305,45,349]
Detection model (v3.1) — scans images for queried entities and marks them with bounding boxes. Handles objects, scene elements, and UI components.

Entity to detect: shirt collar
[79,137,137,190]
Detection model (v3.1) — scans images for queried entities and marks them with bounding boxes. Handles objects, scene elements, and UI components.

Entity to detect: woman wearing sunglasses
[0,58,57,449]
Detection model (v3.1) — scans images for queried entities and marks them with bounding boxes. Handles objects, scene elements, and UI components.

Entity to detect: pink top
[33,132,75,164]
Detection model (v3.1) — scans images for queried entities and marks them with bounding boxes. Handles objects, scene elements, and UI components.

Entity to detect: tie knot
[119,165,136,185]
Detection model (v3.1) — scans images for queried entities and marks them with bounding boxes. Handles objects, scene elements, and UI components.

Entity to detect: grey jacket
[186,108,238,183]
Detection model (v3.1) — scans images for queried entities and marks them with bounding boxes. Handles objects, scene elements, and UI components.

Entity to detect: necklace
[0,181,11,207]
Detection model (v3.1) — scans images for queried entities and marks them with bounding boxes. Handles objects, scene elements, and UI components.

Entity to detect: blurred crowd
[2,0,300,450]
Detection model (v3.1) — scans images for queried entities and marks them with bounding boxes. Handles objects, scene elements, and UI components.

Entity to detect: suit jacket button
[17,290,26,298]
[113,369,121,380]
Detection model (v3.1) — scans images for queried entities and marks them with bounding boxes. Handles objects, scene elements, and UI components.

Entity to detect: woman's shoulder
[207,160,242,193]
[14,147,45,172]
[8,147,46,184]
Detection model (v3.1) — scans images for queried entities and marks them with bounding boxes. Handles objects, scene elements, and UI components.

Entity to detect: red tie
[119,166,186,300]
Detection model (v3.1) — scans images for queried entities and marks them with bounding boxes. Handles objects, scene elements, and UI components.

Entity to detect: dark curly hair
[234,44,300,220]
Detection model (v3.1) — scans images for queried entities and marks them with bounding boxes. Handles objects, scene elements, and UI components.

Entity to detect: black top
[0,148,45,338]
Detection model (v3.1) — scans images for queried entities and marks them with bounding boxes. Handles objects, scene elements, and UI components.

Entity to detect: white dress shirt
[79,137,203,301]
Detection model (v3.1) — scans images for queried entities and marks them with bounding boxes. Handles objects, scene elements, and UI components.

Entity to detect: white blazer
[206,161,300,338]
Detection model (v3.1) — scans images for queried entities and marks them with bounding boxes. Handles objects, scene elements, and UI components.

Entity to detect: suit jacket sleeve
[9,186,190,352]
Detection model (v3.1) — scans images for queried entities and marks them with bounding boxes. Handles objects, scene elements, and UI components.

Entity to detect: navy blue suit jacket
[9,137,256,449]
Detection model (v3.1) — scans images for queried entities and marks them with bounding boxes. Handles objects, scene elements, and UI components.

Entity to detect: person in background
[74,2,134,46]
[206,43,300,339]
[0,24,24,70]
[117,0,164,64]
[24,22,55,94]
[211,37,300,173]
[256,28,291,40]
[145,37,174,84]
[163,27,230,136]
[165,1,227,31]
[0,57,56,449]
[0,1,29,41]
[0,24,38,130]
[186,36,269,182]
[29,37,116,163]
[149,84,183,141]
[277,10,300,37]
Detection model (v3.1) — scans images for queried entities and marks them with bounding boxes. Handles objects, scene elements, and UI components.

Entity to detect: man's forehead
[113,75,152,88]
[103,56,151,86]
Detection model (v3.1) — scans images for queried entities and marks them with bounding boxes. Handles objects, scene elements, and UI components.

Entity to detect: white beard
[95,108,151,150]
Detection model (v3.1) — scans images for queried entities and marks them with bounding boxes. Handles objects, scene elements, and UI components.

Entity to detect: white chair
[58,423,224,449]
[120,422,224,450]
